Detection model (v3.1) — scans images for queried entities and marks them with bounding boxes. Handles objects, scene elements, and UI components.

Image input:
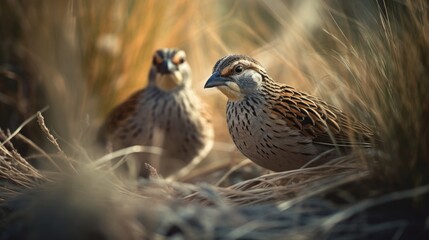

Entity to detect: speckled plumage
[205,55,373,171]
[99,49,213,177]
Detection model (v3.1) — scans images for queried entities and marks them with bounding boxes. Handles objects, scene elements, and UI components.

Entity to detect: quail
[99,48,214,177]
[204,54,373,172]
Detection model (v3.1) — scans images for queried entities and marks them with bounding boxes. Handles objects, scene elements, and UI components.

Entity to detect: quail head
[99,48,214,178]
[204,54,373,172]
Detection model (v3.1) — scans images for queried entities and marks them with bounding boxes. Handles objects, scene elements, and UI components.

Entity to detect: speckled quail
[99,48,214,177]
[204,54,373,172]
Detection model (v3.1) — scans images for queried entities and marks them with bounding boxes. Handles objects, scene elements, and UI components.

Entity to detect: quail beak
[204,73,242,101]
[155,60,182,90]
[204,73,229,88]
[158,60,175,74]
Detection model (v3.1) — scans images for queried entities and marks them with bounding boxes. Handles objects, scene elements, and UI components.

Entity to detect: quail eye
[172,55,186,65]
[234,65,243,74]
[153,54,163,65]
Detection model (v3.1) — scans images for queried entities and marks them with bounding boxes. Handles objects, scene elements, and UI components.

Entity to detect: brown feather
[267,79,374,147]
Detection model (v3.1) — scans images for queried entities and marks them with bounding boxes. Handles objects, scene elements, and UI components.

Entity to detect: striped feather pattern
[208,55,374,171]
[99,49,213,177]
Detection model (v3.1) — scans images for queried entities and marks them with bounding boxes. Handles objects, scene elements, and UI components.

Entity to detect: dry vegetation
[0,0,428,239]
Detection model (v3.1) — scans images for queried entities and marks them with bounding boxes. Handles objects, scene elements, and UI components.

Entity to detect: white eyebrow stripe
[221,60,260,75]
[235,60,256,66]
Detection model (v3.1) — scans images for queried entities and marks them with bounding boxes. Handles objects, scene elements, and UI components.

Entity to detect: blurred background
[0,0,427,185]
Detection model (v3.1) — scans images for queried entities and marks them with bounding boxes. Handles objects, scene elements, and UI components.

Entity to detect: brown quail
[204,54,373,172]
[99,48,214,177]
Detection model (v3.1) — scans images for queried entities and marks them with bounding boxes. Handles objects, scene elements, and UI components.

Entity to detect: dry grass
[1,0,429,239]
